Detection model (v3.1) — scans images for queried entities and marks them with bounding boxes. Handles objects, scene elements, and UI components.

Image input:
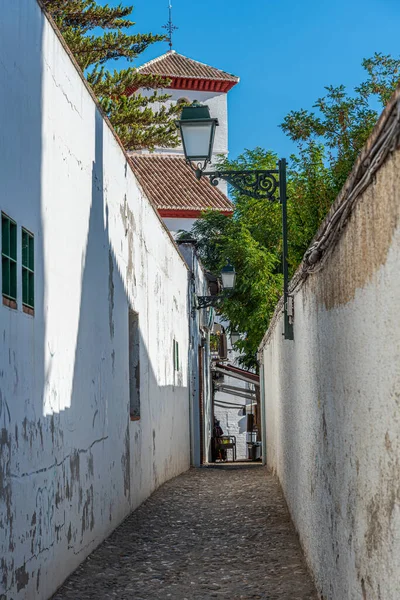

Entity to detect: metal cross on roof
[162,3,178,51]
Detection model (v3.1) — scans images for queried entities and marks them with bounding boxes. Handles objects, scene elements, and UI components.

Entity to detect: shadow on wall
[0,10,188,600]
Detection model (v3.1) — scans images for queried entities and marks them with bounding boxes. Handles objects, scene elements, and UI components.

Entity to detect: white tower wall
[137,87,229,162]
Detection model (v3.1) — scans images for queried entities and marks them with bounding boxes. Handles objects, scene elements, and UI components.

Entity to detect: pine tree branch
[42,0,135,31]
[44,0,179,149]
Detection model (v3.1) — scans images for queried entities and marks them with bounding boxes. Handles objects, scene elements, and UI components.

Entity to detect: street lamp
[177,103,218,178]
[176,102,294,340]
[220,262,236,291]
[196,263,236,310]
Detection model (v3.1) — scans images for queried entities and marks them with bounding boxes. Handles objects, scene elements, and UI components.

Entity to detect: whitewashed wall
[178,242,213,466]
[138,87,229,158]
[213,403,247,460]
[0,3,190,599]
[259,140,400,598]
[214,341,250,461]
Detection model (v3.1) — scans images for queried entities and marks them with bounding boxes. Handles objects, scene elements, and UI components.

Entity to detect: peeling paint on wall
[0,2,190,598]
[120,194,136,284]
[0,428,14,556]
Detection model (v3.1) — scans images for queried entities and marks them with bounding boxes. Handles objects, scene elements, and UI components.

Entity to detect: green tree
[42,0,181,150]
[287,142,335,268]
[182,149,283,369]
[282,52,400,265]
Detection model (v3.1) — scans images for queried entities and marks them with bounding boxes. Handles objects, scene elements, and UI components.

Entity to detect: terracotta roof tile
[138,51,239,83]
[130,154,233,215]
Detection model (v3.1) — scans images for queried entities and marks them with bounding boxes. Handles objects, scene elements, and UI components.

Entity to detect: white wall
[178,243,213,466]
[214,340,251,461]
[259,146,400,599]
[138,87,228,158]
[213,402,247,460]
[0,3,190,598]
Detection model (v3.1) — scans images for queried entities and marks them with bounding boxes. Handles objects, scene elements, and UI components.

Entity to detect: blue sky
[111,0,400,160]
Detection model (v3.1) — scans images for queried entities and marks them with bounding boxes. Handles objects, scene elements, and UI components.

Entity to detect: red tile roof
[133,51,239,94]
[130,154,234,217]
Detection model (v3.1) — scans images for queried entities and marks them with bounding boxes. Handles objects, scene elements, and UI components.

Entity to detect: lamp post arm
[196,291,233,310]
[200,169,279,202]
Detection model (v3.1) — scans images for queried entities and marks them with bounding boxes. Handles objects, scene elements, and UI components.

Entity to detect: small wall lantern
[220,263,236,292]
[196,263,236,310]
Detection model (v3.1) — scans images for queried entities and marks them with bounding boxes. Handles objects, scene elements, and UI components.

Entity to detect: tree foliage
[183,53,400,367]
[283,52,400,265]
[42,0,180,150]
[181,149,282,369]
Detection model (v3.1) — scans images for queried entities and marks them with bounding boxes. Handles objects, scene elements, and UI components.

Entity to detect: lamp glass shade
[230,331,241,345]
[221,264,236,290]
[180,121,216,161]
[177,103,219,162]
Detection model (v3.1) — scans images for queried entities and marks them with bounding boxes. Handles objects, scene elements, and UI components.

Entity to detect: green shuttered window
[22,229,34,309]
[2,213,17,301]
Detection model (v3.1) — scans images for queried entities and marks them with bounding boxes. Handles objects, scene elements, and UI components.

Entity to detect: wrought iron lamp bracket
[196,295,224,310]
[205,169,279,201]
[185,157,294,340]
[186,159,280,201]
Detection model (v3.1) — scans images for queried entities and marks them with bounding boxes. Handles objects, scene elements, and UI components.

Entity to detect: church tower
[131,50,239,165]
[128,31,239,235]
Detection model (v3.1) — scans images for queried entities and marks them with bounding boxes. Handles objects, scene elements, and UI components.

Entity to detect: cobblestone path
[53,465,317,600]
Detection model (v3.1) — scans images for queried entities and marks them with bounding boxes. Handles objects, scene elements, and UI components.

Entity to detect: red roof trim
[126,76,237,97]
[166,76,238,92]
[159,209,233,218]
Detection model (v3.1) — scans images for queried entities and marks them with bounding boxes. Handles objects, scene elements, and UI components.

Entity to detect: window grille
[22,228,34,309]
[2,213,17,302]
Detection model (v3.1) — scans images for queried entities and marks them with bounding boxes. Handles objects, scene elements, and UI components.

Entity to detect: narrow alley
[52,466,317,600]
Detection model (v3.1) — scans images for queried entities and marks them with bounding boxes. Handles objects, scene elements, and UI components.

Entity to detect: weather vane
[163,3,178,51]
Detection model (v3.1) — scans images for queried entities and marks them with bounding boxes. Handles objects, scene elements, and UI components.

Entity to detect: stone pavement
[52,465,318,600]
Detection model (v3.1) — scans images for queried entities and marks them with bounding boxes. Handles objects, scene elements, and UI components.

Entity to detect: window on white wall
[129,309,140,420]
[173,339,179,371]
[22,228,34,315]
[2,213,17,309]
